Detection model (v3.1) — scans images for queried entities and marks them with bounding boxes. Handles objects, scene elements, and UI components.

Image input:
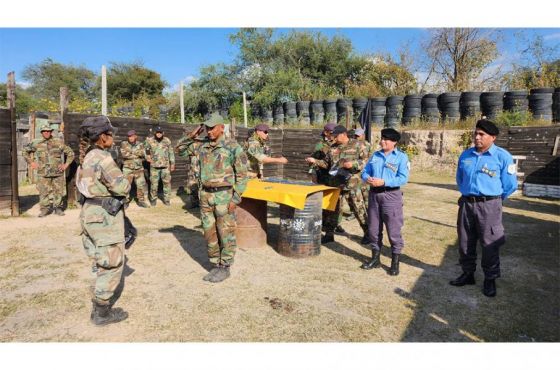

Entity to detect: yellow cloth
[241,179,340,211]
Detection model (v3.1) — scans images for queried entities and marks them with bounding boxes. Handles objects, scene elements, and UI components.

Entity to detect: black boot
[54,207,65,216]
[388,254,400,276]
[208,265,231,283]
[38,207,51,217]
[483,279,497,297]
[360,232,371,245]
[361,249,381,270]
[90,301,128,326]
[334,225,345,234]
[449,272,475,286]
[203,266,220,281]
[321,232,334,244]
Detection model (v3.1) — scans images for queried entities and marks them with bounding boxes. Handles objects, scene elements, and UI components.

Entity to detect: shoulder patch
[507,163,516,175]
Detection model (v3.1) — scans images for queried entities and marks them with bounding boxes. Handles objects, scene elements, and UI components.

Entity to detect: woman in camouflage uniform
[77,116,130,326]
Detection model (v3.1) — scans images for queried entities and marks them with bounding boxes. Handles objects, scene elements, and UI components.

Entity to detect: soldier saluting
[179,112,249,283]
[23,122,74,217]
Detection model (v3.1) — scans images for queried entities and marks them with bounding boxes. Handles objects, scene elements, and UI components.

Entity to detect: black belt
[461,195,501,202]
[370,186,400,193]
[202,185,232,193]
[83,197,107,206]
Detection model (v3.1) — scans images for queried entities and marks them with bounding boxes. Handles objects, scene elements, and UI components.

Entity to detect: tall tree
[105,61,166,104]
[423,28,499,91]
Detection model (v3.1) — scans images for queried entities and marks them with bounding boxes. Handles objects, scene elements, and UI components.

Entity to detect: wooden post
[101,65,107,115]
[62,90,76,208]
[28,113,35,183]
[242,91,248,128]
[7,72,20,216]
[59,87,69,137]
[179,81,185,124]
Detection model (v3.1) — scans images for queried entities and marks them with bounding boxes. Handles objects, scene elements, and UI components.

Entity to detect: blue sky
[1,28,559,89]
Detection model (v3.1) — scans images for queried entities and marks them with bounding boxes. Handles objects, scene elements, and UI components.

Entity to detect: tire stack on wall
[438,92,461,123]
[402,94,423,125]
[273,104,284,125]
[284,101,297,125]
[310,100,324,125]
[352,97,368,122]
[296,101,311,126]
[370,97,387,127]
[480,92,504,120]
[504,91,529,113]
[385,96,404,128]
[421,94,439,124]
[460,92,481,120]
[323,99,337,123]
[336,98,353,124]
[528,88,554,122]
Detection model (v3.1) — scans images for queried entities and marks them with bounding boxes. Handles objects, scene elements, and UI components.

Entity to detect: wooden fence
[0,109,13,213]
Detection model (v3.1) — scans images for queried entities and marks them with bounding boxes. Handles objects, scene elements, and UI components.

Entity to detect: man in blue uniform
[450,119,517,297]
[360,128,409,276]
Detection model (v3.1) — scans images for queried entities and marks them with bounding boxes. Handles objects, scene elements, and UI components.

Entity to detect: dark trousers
[367,190,405,254]
[457,197,505,279]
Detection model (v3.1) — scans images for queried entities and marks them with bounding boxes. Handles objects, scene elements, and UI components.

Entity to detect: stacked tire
[310,100,325,125]
[504,91,529,113]
[529,88,554,122]
[370,97,387,127]
[273,104,284,125]
[323,99,337,123]
[480,92,504,120]
[460,92,481,120]
[554,88,560,123]
[337,98,353,123]
[296,101,311,125]
[438,92,461,123]
[283,101,297,125]
[352,97,368,122]
[385,96,404,128]
[402,94,423,125]
[421,93,439,124]
[261,107,273,124]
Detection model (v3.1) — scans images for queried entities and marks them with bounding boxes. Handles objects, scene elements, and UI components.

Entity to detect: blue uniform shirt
[361,148,409,187]
[456,144,517,199]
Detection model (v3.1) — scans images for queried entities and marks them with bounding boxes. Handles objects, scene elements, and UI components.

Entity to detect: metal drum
[235,198,267,248]
[277,192,323,258]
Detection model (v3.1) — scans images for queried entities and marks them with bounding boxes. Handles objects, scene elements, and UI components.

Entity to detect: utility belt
[202,185,233,193]
[370,186,400,194]
[78,194,125,216]
[461,195,500,203]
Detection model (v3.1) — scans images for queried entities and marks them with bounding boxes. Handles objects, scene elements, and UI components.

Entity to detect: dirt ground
[0,171,558,342]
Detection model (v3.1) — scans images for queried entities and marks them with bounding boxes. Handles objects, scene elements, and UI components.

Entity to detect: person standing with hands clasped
[451,119,517,297]
[360,128,409,276]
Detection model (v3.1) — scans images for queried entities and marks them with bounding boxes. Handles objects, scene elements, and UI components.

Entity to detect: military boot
[138,200,150,208]
[208,265,231,283]
[321,232,335,244]
[38,207,51,217]
[334,225,346,234]
[361,249,381,270]
[388,254,400,276]
[54,207,65,216]
[203,267,220,282]
[483,279,497,297]
[150,199,157,207]
[449,272,475,286]
[90,301,128,326]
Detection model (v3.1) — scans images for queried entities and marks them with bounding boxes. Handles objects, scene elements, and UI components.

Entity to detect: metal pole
[101,65,107,115]
[179,81,185,124]
[7,72,20,216]
[242,91,248,128]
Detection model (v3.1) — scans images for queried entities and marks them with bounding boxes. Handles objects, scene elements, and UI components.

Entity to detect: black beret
[154,126,164,133]
[332,125,347,136]
[381,128,401,142]
[476,119,499,136]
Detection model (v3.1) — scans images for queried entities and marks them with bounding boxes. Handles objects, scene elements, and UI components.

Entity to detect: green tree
[0,83,38,114]
[104,61,166,104]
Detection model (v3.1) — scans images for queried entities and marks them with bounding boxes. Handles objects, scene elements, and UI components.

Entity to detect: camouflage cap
[203,112,228,127]
[39,123,54,132]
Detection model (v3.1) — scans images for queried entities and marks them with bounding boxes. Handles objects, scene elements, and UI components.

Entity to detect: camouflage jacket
[244,133,269,178]
[176,134,201,175]
[316,138,369,190]
[23,137,75,177]
[120,140,146,170]
[144,136,175,168]
[180,136,248,204]
[310,137,333,185]
[76,147,130,198]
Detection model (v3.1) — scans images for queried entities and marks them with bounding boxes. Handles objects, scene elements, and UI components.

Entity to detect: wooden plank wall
[0,109,13,212]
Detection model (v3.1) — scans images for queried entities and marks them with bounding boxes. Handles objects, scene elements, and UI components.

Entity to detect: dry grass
[1,174,558,342]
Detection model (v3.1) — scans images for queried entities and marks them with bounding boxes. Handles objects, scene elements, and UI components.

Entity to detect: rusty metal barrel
[277,192,323,257]
[235,198,267,248]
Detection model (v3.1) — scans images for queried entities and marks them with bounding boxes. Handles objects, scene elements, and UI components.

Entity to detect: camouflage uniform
[176,134,201,207]
[23,132,74,212]
[144,136,175,203]
[309,136,332,185]
[316,138,369,234]
[77,146,130,306]
[120,140,147,204]
[244,132,269,178]
[181,135,248,267]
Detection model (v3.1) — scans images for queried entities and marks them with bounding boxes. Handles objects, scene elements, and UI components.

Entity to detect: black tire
[530,87,554,94]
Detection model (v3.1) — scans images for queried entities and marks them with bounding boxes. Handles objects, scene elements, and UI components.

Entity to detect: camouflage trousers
[186,170,200,205]
[123,167,147,203]
[199,188,237,267]
[80,204,125,306]
[149,167,171,202]
[324,187,368,233]
[37,175,66,209]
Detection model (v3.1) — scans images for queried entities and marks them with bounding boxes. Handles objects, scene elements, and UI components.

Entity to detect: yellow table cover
[241,179,340,211]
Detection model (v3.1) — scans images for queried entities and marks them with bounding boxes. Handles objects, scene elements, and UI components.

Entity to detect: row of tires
[250,87,560,127]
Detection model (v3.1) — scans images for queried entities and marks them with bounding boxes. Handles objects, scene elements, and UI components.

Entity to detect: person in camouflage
[306,125,370,245]
[120,130,149,208]
[23,123,74,217]
[179,112,248,283]
[77,115,130,326]
[244,123,288,179]
[176,127,203,209]
[144,126,175,206]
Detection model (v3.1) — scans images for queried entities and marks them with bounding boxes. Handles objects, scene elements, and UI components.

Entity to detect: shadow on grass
[159,225,211,271]
[504,196,560,217]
